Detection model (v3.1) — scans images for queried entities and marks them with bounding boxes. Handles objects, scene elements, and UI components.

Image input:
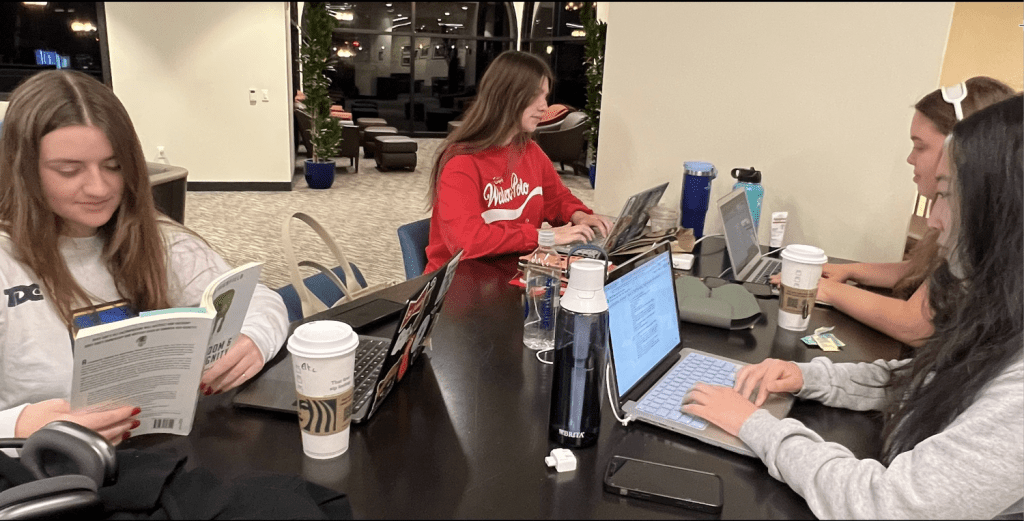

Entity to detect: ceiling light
[546,46,553,54]
[444,12,450,16]
[462,5,468,10]
[22,2,48,6]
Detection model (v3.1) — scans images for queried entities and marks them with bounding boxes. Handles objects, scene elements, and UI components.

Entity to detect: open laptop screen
[719,191,760,273]
[605,249,680,398]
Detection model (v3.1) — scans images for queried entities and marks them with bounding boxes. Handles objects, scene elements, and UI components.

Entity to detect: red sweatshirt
[424,141,592,273]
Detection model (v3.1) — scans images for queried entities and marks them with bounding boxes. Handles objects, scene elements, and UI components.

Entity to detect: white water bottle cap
[567,259,605,292]
[537,229,554,247]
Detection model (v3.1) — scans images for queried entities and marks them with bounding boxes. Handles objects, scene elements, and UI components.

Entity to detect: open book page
[69,262,263,436]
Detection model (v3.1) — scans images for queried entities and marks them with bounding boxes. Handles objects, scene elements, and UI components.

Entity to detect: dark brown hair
[894,76,1018,299]
[0,70,169,325]
[882,95,1023,464]
[426,50,554,207]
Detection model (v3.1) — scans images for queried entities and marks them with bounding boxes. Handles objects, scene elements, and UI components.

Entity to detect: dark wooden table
[127,237,903,519]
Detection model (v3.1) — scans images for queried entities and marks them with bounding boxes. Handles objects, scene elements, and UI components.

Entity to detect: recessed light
[444,12,450,16]
[462,6,468,10]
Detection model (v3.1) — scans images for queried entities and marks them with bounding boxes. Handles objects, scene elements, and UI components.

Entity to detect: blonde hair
[0,70,170,326]
[427,50,554,207]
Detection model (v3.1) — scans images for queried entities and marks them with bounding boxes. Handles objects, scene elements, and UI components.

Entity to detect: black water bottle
[548,253,608,448]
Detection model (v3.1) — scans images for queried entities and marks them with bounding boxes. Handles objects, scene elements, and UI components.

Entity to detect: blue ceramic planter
[304,159,336,189]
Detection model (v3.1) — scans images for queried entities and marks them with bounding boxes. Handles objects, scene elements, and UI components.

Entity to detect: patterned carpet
[183,138,595,291]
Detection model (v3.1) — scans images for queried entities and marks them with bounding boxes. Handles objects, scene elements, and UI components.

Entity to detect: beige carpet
[183,138,595,291]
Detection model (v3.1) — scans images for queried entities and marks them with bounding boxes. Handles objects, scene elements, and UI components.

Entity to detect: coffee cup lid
[781,244,828,265]
[287,320,359,359]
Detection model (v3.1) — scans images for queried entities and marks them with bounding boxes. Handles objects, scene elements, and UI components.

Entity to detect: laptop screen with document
[605,246,680,398]
[719,189,761,274]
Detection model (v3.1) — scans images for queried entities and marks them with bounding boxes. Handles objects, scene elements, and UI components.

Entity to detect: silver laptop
[717,188,781,284]
[605,241,793,457]
[555,182,669,255]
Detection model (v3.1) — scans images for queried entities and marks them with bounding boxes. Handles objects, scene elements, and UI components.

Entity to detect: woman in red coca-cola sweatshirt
[423,51,611,273]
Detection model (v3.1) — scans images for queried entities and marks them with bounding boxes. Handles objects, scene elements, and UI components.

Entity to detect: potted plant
[299,2,343,189]
[580,2,606,189]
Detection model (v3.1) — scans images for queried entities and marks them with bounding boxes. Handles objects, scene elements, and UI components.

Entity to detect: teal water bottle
[731,167,764,230]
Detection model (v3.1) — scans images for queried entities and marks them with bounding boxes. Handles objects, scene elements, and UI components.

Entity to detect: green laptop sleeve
[675,275,762,330]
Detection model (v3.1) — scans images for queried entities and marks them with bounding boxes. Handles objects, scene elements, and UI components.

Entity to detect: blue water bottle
[680,161,718,238]
[731,167,764,230]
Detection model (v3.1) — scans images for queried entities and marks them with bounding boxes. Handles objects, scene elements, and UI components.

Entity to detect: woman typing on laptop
[685,95,1023,519]
[423,51,611,273]
[0,71,289,444]
[771,77,1015,347]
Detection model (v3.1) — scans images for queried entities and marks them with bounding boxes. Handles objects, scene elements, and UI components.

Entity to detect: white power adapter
[544,448,577,473]
[672,253,695,270]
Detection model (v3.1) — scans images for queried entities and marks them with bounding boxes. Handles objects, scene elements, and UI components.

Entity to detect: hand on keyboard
[732,358,803,407]
[570,211,613,238]
[681,383,759,437]
[551,222,599,246]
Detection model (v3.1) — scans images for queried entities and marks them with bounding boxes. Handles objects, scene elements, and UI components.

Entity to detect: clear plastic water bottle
[523,230,561,351]
[731,167,764,230]
[548,255,608,448]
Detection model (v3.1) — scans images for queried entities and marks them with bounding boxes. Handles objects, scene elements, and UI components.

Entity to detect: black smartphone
[604,455,723,514]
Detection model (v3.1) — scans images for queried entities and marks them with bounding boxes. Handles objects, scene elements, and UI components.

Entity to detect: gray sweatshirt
[738,356,1024,519]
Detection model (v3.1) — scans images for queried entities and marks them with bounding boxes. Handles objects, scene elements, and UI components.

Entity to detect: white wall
[104,2,293,184]
[597,2,954,263]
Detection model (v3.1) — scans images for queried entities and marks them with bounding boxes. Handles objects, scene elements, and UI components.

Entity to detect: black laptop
[233,250,463,423]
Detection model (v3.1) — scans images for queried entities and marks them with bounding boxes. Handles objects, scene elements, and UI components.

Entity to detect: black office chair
[0,421,117,520]
[397,218,431,280]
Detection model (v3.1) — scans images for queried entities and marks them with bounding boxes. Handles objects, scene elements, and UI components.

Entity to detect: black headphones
[0,421,117,519]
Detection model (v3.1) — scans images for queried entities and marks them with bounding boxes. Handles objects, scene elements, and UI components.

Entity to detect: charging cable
[691,233,722,249]
[606,359,631,427]
[536,347,554,365]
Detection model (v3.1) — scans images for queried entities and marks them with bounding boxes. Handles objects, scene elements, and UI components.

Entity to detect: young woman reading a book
[686,95,1024,519]
[0,70,289,443]
[423,51,612,273]
[771,77,1016,347]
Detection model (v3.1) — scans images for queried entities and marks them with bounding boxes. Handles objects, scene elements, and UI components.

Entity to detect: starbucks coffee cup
[777,245,828,331]
[287,320,358,459]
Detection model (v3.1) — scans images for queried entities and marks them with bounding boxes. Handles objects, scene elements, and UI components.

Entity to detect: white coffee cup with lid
[287,320,359,459]
[777,245,828,331]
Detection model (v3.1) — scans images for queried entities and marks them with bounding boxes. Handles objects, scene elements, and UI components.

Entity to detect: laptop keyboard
[750,259,782,284]
[353,338,389,413]
[635,352,740,430]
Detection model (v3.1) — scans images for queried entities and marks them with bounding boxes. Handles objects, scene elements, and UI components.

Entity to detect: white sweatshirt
[739,356,1024,519]
[0,225,289,438]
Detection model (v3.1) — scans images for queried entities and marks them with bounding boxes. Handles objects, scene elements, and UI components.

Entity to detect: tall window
[519,2,586,110]
[295,2,517,136]
[0,2,109,98]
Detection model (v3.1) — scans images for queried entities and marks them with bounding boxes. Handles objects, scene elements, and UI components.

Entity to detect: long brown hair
[0,70,169,325]
[894,76,1017,298]
[426,50,554,208]
[882,95,1023,464]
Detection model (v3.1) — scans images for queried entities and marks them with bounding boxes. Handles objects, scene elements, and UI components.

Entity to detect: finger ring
[242,373,246,379]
